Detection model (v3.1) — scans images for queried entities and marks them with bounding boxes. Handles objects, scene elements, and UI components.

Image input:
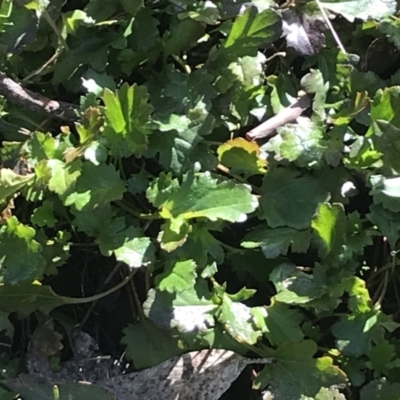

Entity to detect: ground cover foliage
[2,0,400,398]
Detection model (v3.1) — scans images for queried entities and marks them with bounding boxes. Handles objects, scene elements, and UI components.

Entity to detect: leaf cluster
[1,0,400,399]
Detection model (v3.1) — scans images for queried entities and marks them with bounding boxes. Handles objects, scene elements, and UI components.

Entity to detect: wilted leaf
[75,106,103,144]
[101,349,273,400]
[282,9,326,56]
[0,168,34,200]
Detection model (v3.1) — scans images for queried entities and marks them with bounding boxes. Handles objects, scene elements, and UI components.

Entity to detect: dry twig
[246,94,311,141]
[0,72,77,122]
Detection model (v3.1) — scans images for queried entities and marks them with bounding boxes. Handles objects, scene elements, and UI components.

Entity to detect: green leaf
[73,207,154,268]
[122,319,184,369]
[64,162,126,211]
[0,169,34,201]
[360,378,400,400]
[155,259,197,293]
[149,68,217,120]
[371,121,400,174]
[127,8,159,52]
[143,283,217,333]
[229,250,276,284]
[253,301,304,346]
[224,7,281,57]
[31,200,57,228]
[217,294,261,345]
[301,69,328,119]
[147,171,258,224]
[146,71,218,172]
[111,227,155,268]
[379,17,400,49]
[0,6,37,52]
[344,136,382,169]
[163,17,205,58]
[102,83,153,156]
[332,310,390,357]
[367,204,400,249]
[270,263,350,312]
[147,125,202,175]
[367,341,395,375]
[158,220,191,252]
[263,118,327,168]
[256,340,347,399]
[53,32,125,85]
[102,89,125,133]
[346,277,374,314]
[371,87,400,127]
[0,282,64,314]
[270,262,323,305]
[38,230,71,276]
[47,159,82,198]
[370,174,400,212]
[217,137,267,177]
[242,225,310,258]
[120,0,143,16]
[311,202,346,259]
[175,223,224,269]
[343,212,373,260]
[0,217,46,284]
[27,132,65,161]
[259,169,329,229]
[319,0,396,22]
[62,9,94,36]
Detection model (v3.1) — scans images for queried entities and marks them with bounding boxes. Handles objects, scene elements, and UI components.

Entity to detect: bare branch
[0,72,78,122]
[246,94,311,141]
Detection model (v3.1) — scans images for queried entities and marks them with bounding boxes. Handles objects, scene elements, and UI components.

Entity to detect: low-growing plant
[1,0,400,398]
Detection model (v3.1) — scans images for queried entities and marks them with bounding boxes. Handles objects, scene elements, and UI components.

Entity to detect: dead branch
[0,72,78,122]
[246,94,311,141]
